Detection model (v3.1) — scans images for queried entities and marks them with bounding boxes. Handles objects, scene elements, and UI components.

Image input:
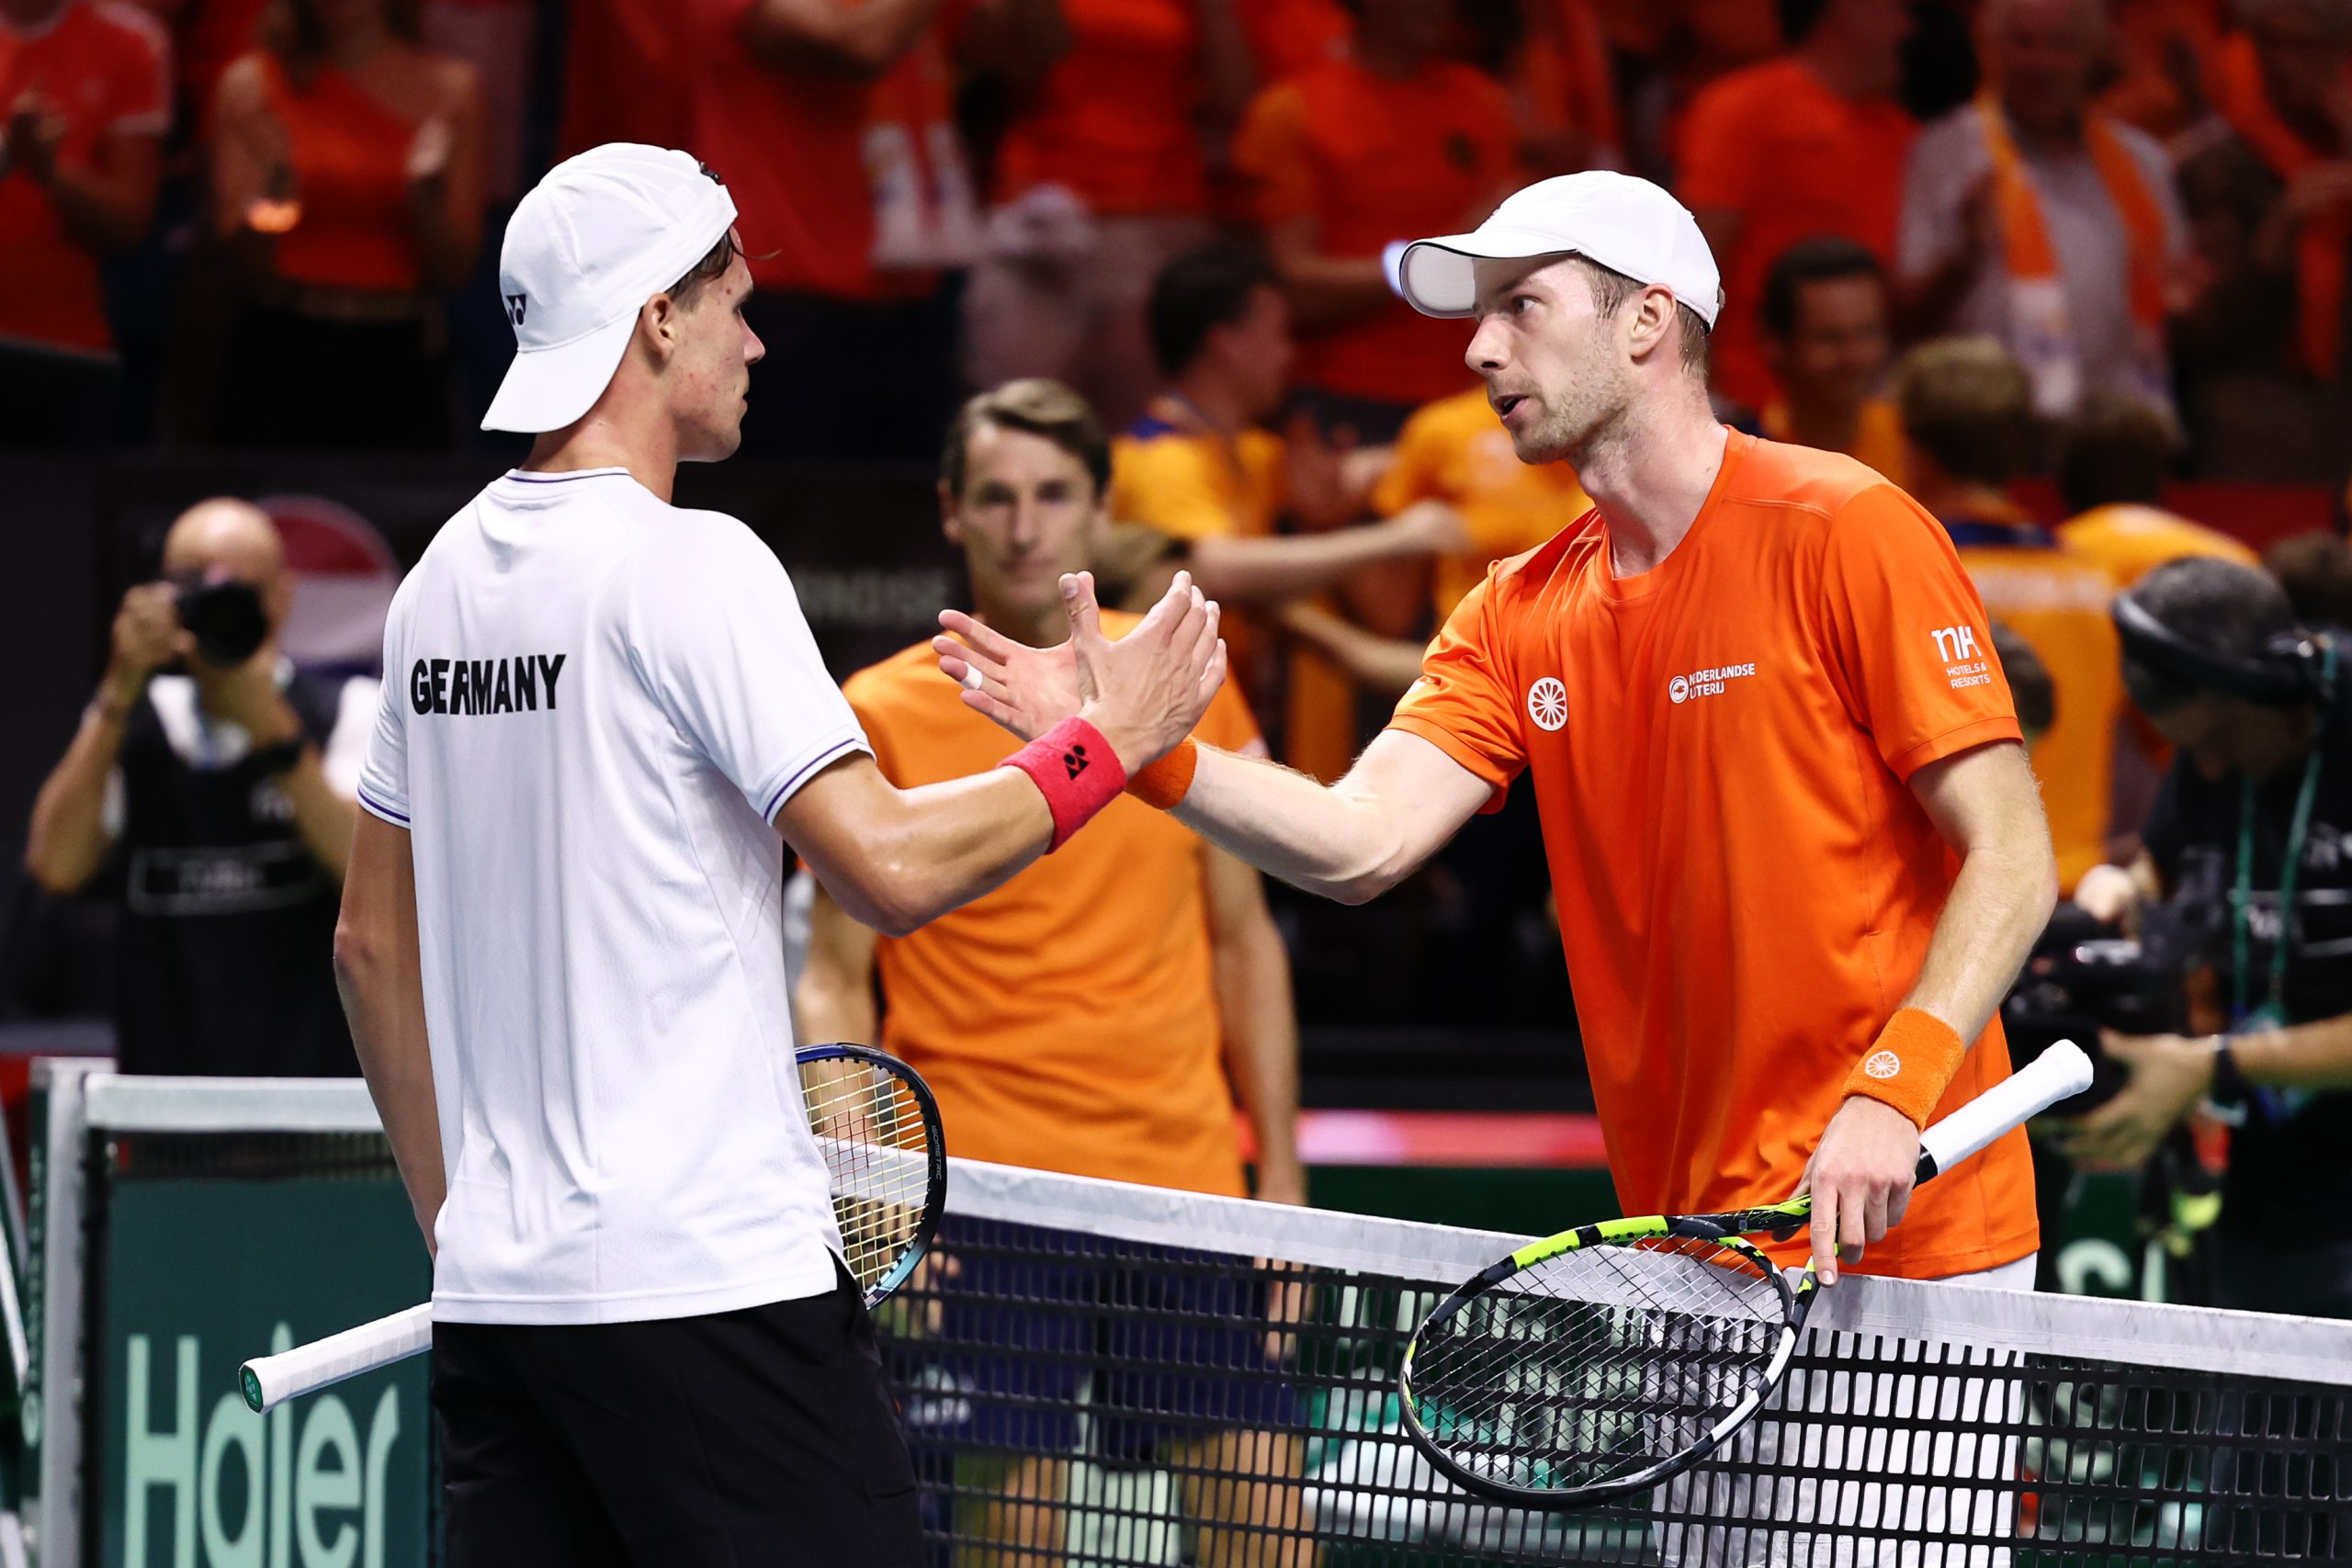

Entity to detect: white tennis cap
[1396,171,1723,328]
[481,143,740,434]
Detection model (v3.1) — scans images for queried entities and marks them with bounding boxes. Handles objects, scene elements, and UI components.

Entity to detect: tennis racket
[1397,1038,2093,1510]
[239,1042,946,1414]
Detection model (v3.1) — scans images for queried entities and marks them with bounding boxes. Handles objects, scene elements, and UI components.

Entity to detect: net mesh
[1403,1235,1790,1499]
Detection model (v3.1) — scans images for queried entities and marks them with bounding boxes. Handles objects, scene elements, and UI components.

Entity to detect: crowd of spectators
[9,0,2352,1058]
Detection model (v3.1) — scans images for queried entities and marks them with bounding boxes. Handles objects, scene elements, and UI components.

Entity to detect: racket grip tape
[240,1303,433,1413]
[1915,1039,2093,1182]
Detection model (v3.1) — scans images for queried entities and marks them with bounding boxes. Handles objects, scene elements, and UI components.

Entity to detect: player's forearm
[852,771,1055,935]
[334,883,442,1253]
[1212,914,1305,1195]
[1898,829,2058,1045]
[2228,1012,2352,1091]
[1174,747,1417,904]
[25,700,130,895]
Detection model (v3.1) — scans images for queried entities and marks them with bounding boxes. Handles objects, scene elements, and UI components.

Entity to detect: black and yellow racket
[1396,1040,2091,1509]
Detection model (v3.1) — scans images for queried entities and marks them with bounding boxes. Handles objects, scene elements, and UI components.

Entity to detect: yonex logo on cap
[505,293,527,326]
[1526,678,1568,732]
[1864,1050,1902,1080]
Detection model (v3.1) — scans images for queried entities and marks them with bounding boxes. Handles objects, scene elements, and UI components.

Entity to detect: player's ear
[639,291,678,366]
[937,480,964,547]
[1627,286,1676,363]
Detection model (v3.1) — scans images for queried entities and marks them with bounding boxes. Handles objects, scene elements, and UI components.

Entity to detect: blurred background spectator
[0,0,168,446]
[1898,0,2185,416]
[198,0,485,448]
[1678,0,1915,418]
[1757,236,1908,479]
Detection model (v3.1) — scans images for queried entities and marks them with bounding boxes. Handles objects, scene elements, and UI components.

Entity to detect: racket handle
[240,1303,431,1414]
[1916,1039,2092,1183]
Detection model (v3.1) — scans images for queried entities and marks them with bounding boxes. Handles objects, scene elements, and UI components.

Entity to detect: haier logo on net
[122,1326,402,1567]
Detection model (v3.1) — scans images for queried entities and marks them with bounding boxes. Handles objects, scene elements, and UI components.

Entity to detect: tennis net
[32,1067,2352,1568]
[888,1160,2352,1566]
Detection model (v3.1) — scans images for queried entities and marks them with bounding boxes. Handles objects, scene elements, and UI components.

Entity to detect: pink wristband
[998,717,1127,852]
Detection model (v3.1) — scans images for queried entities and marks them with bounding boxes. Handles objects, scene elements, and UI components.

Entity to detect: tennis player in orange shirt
[944,172,2061,1293]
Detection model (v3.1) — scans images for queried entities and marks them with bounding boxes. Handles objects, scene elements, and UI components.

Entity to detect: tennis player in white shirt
[331,143,1225,1567]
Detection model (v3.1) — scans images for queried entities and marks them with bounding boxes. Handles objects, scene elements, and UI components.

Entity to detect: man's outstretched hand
[937,569,1227,773]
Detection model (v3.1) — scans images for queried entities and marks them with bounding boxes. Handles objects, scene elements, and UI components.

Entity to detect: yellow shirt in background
[845,619,1268,1196]
[2058,502,2257,590]
[1373,388,1594,620]
[1761,398,1909,489]
[1951,514,2124,893]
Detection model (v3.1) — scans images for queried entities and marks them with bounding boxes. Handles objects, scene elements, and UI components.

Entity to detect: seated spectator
[1897,0,2187,417]
[2266,530,2352,629]
[687,0,974,459]
[2054,389,2257,587]
[0,0,168,446]
[1232,0,1519,444]
[1992,619,2057,746]
[1897,335,2121,891]
[962,0,1248,431]
[22,500,376,1076]
[1756,236,1907,480]
[207,0,484,448]
[1676,0,1915,415]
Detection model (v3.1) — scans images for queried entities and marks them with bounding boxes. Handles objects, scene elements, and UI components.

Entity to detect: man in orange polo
[947,171,2058,1559]
[797,378,1309,1568]
[948,173,2055,1292]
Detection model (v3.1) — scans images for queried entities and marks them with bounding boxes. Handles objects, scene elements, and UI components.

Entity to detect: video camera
[2001,846,2232,1112]
[172,576,270,668]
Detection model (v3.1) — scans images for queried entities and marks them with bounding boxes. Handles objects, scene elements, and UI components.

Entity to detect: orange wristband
[1842,1008,1968,1129]
[1126,739,1198,810]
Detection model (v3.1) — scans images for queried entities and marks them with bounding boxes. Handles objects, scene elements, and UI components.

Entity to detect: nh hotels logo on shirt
[1667,662,1758,705]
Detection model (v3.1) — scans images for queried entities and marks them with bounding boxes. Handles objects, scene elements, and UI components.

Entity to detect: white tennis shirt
[357,468,867,1325]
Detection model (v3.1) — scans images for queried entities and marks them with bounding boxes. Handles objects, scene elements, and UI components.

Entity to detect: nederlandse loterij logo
[1667,662,1758,705]
[1864,1050,1902,1079]
[1526,677,1568,731]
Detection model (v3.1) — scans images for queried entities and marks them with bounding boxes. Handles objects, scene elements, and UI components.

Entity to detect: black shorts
[433,1258,921,1568]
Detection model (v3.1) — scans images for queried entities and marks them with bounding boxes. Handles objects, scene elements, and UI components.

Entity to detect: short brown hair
[2055,389,2173,513]
[1896,337,2037,486]
[1990,622,2055,738]
[941,379,1112,501]
[1572,256,1713,374]
[2265,531,2352,629]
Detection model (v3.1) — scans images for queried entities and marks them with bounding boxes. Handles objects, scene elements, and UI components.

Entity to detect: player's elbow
[831,864,933,939]
[331,917,383,993]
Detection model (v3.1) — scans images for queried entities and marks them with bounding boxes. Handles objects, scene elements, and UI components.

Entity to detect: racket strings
[800,1058,933,1297]
[1409,1236,1784,1493]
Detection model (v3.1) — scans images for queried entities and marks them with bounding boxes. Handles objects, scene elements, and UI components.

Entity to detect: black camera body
[2002,847,2232,1111]
[174,578,270,668]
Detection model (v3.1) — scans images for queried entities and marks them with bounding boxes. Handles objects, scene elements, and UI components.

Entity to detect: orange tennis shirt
[1388,432,2039,1280]
[845,621,1266,1197]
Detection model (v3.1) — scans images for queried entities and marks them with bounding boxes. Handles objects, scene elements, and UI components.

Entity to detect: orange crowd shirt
[684,0,879,299]
[1676,57,1915,413]
[1233,53,1517,406]
[1760,399,1908,488]
[1388,433,2038,1280]
[992,0,1208,217]
[1947,514,2123,895]
[2058,502,2256,590]
[846,623,1267,1197]
[1374,387,1594,620]
[0,0,170,354]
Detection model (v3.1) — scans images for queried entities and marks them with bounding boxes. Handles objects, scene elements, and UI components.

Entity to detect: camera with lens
[173,576,270,668]
[2001,846,2232,1112]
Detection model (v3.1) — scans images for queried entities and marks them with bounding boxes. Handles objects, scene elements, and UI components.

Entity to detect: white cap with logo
[1395,171,1723,328]
[481,143,740,434]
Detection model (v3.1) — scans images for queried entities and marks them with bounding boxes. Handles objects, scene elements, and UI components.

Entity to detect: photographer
[2065,558,2352,1317]
[23,499,374,1077]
